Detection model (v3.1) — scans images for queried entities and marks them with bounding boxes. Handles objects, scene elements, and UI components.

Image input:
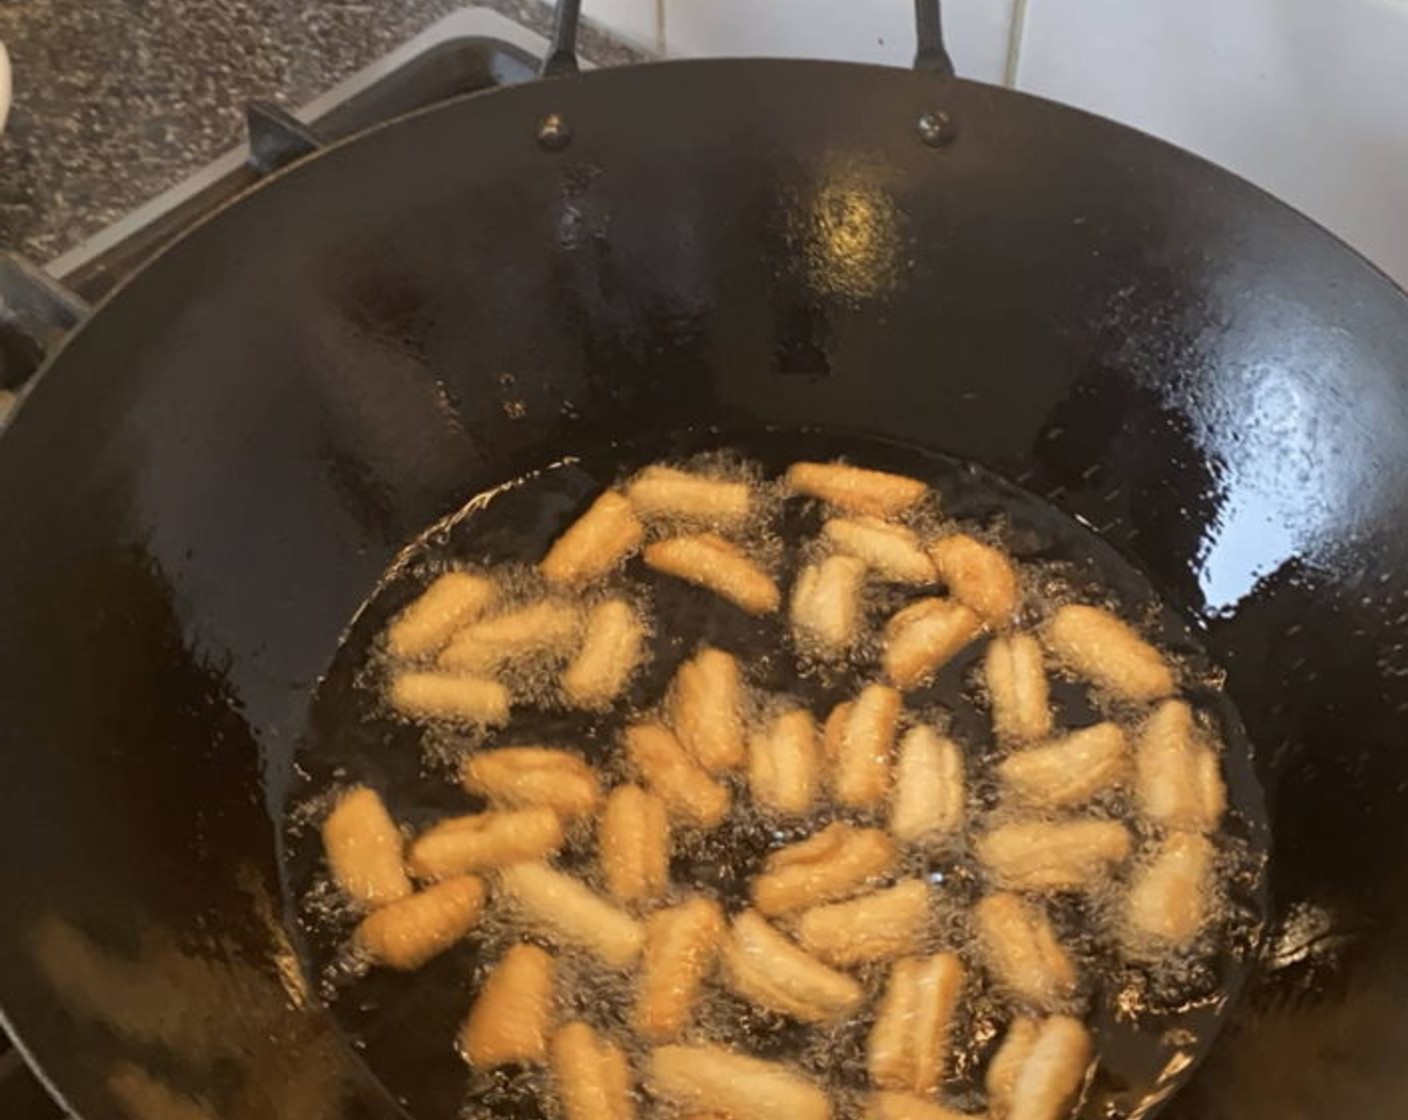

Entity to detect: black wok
[2,6,1408,1119]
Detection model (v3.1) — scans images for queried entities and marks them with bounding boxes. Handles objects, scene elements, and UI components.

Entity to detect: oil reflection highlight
[1188,364,1330,614]
[799,160,906,302]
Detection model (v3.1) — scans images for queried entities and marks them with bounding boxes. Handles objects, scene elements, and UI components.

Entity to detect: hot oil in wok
[281,430,1268,1120]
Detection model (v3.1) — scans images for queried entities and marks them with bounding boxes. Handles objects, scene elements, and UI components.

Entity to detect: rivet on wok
[537,113,572,152]
[916,109,955,148]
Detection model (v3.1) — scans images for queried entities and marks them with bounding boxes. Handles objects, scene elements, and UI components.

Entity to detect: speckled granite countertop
[0,0,644,265]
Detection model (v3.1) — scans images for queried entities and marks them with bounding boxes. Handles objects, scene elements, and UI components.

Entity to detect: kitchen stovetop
[0,0,643,267]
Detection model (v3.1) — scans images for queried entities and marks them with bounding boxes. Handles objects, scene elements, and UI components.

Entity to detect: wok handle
[913,0,956,76]
[542,0,581,78]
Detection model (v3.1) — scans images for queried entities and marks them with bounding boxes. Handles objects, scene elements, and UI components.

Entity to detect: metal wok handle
[542,0,582,78]
[914,0,956,77]
[541,0,954,77]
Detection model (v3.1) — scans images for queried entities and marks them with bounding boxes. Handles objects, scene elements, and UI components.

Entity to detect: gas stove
[0,7,641,1114]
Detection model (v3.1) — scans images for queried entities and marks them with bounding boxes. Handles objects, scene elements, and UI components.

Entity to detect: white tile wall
[1015,0,1408,288]
[582,0,1408,289]
[660,0,1018,85]
[583,0,662,54]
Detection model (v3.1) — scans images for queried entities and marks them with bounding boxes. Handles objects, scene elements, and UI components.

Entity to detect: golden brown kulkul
[751,822,895,916]
[889,726,965,844]
[552,1021,635,1120]
[599,784,671,905]
[929,533,1019,626]
[826,683,901,808]
[635,898,725,1041]
[868,952,965,1095]
[648,1043,832,1120]
[355,876,485,970]
[626,721,731,827]
[388,671,510,726]
[748,707,822,816]
[1043,604,1174,701]
[408,806,564,881]
[667,646,747,772]
[385,571,497,659]
[461,747,601,817]
[785,461,928,519]
[797,880,932,966]
[459,943,555,1067]
[644,533,780,615]
[883,598,983,690]
[722,909,864,1023]
[497,862,643,967]
[322,786,411,908]
[540,491,644,586]
[561,597,647,708]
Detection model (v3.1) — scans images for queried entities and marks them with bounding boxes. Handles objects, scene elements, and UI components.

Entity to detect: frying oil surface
[282,430,1268,1120]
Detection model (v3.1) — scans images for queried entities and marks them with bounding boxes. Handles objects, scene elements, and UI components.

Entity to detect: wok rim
[9,56,1407,440]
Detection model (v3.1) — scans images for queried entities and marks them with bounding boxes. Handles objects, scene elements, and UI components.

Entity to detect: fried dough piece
[797,880,931,966]
[562,598,647,708]
[997,723,1129,809]
[822,699,850,761]
[498,863,644,966]
[600,785,671,905]
[974,893,1078,1010]
[1126,832,1216,949]
[786,461,928,518]
[1044,604,1174,701]
[1007,1017,1093,1120]
[985,634,1053,742]
[748,708,822,816]
[752,822,895,916]
[553,1022,635,1120]
[626,722,731,827]
[439,599,581,674]
[791,554,868,651]
[649,1044,832,1120]
[460,943,555,1066]
[723,910,864,1022]
[356,876,485,970]
[322,786,411,908]
[986,1017,1040,1119]
[890,726,966,844]
[977,821,1131,891]
[1135,700,1227,832]
[626,465,753,527]
[389,671,510,726]
[636,898,725,1041]
[408,807,564,880]
[540,491,645,586]
[929,534,1019,626]
[883,599,983,690]
[645,533,781,615]
[868,952,965,1095]
[461,747,601,817]
[824,518,936,584]
[386,571,498,659]
[668,646,747,773]
[866,1092,978,1120]
[829,683,901,808]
